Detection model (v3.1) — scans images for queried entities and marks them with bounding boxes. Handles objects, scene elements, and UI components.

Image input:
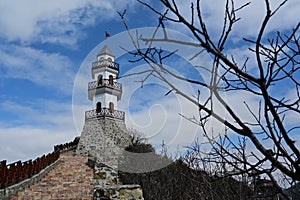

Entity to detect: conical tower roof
[97,45,115,58]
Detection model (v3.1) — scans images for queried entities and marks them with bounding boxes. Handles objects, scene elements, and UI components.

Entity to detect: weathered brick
[11,151,94,200]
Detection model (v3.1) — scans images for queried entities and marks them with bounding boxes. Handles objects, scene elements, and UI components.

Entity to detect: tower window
[96,102,101,113]
[97,75,103,86]
[108,75,114,85]
[109,102,114,113]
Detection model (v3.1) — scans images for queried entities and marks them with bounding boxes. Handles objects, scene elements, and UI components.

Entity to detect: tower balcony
[92,59,119,78]
[85,108,125,121]
[88,79,122,101]
[88,79,122,91]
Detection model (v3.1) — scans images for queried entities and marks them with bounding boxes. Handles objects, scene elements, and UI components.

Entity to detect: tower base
[76,117,131,168]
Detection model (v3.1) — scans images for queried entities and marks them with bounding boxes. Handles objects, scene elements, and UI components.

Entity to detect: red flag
[105,31,110,38]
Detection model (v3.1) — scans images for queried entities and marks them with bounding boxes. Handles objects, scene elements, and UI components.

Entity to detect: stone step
[11,151,94,200]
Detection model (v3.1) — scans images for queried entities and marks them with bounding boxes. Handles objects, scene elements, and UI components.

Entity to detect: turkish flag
[105,31,110,38]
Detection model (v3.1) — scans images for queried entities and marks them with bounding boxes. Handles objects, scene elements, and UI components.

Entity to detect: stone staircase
[11,150,94,200]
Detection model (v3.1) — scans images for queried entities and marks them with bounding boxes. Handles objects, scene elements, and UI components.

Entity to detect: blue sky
[0,0,299,163]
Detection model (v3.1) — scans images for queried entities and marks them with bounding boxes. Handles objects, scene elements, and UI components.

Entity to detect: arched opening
[97,74,103,86]
[107,57,112,62]
[109,102,114,113]
[108,75,113,85]
[96,102,101,113]
[98,56,104,62]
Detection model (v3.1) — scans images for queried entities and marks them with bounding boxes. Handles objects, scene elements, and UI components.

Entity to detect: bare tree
[118,0,300,195]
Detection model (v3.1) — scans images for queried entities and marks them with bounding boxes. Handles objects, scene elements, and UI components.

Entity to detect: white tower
[88,45,122,115]
[76,45,130,167]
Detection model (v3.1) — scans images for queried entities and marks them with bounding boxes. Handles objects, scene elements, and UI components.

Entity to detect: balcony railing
[85,108,125,121]
[92,59,119,71]
[88,79,122,91]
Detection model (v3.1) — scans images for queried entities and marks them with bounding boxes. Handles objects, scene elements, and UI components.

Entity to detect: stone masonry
[76,117,131,169]
[75,107,145,200]
[91,159,143,200]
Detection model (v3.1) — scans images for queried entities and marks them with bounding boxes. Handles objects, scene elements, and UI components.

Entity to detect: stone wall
[77,114,144,199]
[76,117,131,168]
[92,161,143,200]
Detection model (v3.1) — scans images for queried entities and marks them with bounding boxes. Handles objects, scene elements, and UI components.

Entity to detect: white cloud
[0,126,76,163]
[0,100,74,128]
[115,63,206,153]
[0,99,78,163]
[0,0,135,46]
[235,0,300,36]
[161,0,299,43]
[124,92,202,153]
[0,44,74,93]
[279,89,300,127]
